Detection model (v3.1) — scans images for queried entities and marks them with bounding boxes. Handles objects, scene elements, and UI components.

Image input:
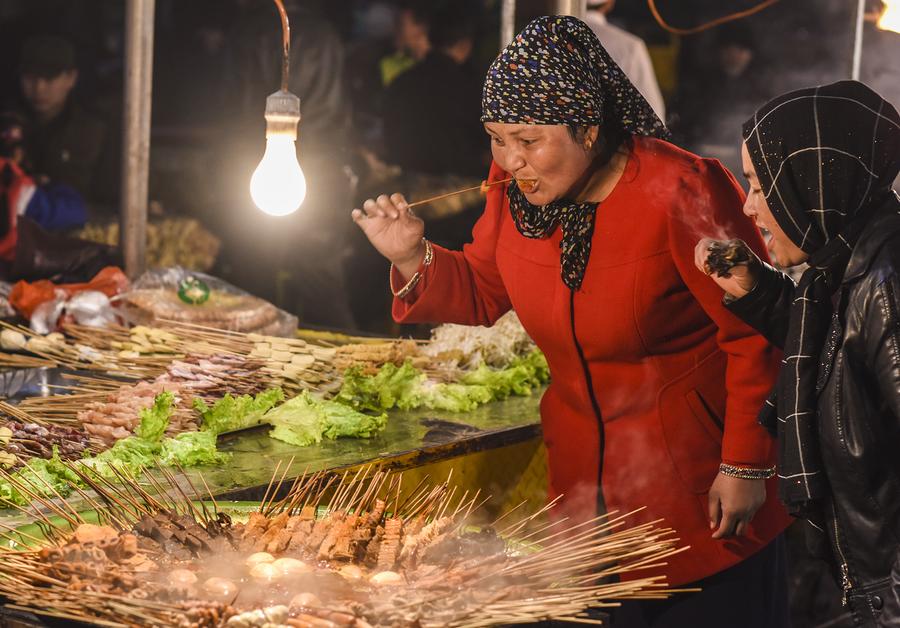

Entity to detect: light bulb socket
[264,89,301,140]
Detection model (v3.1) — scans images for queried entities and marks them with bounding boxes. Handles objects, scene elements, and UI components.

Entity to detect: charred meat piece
[305,513,335,553]
[400,516,453,569]
[240,512,271,551]
[331,513,360,561]
[377,518,402,570]
[364,526,384,568]
[257,512,290,553]
[704,239,751,277]
[288,518,316,552]
[268,515,304,555]
[317,511,347,560]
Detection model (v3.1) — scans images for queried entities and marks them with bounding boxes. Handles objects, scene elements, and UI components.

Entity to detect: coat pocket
[685,389,724,443]
[657,351,726,494]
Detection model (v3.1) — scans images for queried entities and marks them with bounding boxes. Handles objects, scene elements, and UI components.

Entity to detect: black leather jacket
[726,210,900,627]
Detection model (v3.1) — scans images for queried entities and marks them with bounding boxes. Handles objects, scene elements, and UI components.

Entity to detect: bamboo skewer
[406,177,513,209]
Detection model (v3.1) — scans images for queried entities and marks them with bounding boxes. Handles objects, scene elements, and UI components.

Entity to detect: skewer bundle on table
[76,354,271,445]
[0,464,688,627]
[0,312,544,487]
[0,422,94,468]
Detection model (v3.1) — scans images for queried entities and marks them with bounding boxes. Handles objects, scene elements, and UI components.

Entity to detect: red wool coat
[393,137,792,586]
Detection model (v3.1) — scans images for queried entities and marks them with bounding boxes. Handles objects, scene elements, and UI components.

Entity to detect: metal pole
[500,0,516,50]
[554,0,587,19]
[851,0,866,80]
[121,0,155,278]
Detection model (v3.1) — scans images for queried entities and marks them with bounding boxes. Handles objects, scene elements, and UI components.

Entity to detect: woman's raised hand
[352,194,426,278]
[694,238,761,300]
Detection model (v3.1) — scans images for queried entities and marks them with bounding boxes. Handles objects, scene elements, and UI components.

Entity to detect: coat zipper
[831,501,854,605]
[569,290,606,511]
[828,358,854,606]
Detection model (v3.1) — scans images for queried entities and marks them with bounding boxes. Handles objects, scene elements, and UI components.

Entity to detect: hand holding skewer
[352,193,427,281]
[351,178,512,281]
[693,237,762,300]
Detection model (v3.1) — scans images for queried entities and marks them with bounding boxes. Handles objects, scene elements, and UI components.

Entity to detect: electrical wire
[273,0,291,91]
[647,0,782,35]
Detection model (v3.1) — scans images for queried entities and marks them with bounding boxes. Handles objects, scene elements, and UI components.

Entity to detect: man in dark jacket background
[382,7,488,179]
[16,34,116,218]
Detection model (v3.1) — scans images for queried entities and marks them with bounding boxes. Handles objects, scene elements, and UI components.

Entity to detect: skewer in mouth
[515,178,537,192]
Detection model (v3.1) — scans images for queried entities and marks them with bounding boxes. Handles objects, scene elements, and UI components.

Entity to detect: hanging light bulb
[250,0,306,216]
[250,90,306,216]
[878,0,900,33]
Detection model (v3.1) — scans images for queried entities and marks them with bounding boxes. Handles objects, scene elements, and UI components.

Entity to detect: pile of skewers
[0,464,688,627]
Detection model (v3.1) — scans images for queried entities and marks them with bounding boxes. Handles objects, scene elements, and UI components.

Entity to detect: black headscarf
[481,15,668,289]
[746,80,900,516]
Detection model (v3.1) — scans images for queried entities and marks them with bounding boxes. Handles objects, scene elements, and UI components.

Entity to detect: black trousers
[608,535,790,628]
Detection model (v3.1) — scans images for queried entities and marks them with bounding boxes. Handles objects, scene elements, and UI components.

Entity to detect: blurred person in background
[673,22,772,176]
[0,110,86,268]
[346,1,432,179]
[382,5,487,179]
[345,1,403,158]
[15,34,116,218]
[382,2,431,87]
[349,3,494,332]
[583,0,666,121]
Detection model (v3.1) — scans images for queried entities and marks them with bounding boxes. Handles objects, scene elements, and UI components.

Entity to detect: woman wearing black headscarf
[354,16,792,627]
[696,80,900,626]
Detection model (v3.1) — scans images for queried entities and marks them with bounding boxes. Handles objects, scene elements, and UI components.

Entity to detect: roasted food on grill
[0,466,686,627]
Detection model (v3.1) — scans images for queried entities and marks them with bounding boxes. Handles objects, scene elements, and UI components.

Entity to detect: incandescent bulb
[878,0,900,33]
[250,136,307,216]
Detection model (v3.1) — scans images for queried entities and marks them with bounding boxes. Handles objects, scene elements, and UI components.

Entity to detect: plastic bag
[0,281,16,319]
[30,292,67,334]
[9,266,129,331]
[66,290,117,328]
[114,267,298,337]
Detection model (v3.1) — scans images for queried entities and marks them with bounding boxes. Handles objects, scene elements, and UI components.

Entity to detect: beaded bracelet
[719,463,776,480]
[390,239,434,299]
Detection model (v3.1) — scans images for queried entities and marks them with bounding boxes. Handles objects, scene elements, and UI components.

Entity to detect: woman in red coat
[353,16,791,627]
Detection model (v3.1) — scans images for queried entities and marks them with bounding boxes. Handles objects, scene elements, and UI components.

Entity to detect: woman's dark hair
[567,119,631,169]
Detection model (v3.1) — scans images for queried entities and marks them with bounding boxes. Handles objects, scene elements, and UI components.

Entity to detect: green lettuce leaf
[135,391,175,442]
[336,362,425,412]
[0,449,78,506]
[419,381,493,412]
[195,388,284,434]
[82,435,161,480]
[460,350,550,400]
[320,402,387,441]
[161,431,231,466]
[335,351,549,416]
[515,349,550,383]
[266,392,324,447]
[266,392,387,447]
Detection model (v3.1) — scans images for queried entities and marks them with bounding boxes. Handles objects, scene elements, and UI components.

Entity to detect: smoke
[639,166,736,242]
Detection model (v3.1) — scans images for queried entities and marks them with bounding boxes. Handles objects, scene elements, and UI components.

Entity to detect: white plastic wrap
[114,267,298,337]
